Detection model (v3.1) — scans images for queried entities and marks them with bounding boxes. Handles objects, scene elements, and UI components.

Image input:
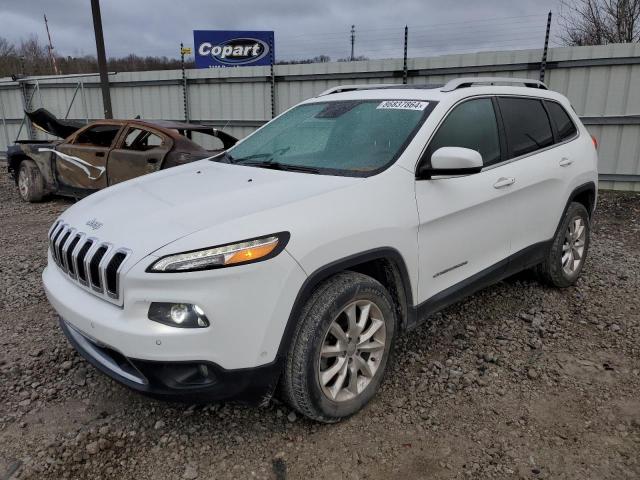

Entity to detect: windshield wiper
[232,148,291,164]
[240,160,320,174]
[232,153,273,163]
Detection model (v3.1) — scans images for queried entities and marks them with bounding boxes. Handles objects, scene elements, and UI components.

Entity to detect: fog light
[170,304,189,324]
[148,303,210,328]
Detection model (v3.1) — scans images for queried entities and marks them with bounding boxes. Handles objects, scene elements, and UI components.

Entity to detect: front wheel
[537,202,591,287]
[280,271,397,422]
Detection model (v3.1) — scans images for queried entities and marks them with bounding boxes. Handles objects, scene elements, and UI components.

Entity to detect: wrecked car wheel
[18,160,45,202]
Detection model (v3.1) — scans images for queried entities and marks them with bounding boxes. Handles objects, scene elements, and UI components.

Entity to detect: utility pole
[350,25,355,61]
[539,11,552,83]
[91,0,113,119]
[44,14,59,75]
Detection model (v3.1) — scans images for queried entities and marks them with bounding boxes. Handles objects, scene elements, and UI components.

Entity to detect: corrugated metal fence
[1,43,639,190]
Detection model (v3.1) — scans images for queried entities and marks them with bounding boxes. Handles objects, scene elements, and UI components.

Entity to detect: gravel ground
[0,169,639,480]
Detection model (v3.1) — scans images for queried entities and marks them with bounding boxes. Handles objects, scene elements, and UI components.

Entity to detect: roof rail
[317,84,402,96]
[441,77,548,92]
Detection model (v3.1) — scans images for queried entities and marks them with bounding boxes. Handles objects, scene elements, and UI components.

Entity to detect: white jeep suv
[43,77,598,422]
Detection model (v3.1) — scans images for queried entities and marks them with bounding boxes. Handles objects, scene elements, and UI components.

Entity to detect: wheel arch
[7,151,30,182]
[569,181,596,217]
[8,151,49,184]
[276,248,415,360]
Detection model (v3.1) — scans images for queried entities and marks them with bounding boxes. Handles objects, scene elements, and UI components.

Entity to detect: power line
[276,13,548,40]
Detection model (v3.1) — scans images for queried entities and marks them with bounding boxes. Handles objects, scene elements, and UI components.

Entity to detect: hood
[26,108,84,139]
[59,160,360,262]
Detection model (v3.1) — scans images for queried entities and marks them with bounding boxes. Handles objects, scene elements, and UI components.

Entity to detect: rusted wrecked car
[7,109,238,202]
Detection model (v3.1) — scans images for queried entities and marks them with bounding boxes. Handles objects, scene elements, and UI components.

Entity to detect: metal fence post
[65,82,81,119]
[270,36,276,119]
[403,26,408,85]
[80,81,89,123]
[539,11,552,83]
[181,43,190,122]
[0,92,10,151]
[16,82,38,141]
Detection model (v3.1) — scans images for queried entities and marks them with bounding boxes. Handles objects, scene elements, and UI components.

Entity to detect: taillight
[591,135,598,149]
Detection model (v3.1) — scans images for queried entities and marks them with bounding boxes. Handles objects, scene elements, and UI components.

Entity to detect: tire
[17,160,45,202]
[280,271,397,423]
[537,202,590,288]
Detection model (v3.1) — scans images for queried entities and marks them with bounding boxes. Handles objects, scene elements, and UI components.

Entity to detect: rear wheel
[281,271,397,423]
[537,202,590,287]
[17,160,44,202]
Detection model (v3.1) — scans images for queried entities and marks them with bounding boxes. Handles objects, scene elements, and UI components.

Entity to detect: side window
[546,101,577,141]
[498,98,554,158]
[123,128,144,148]
[74,125,121,147]
[122,128,164,151]
[425,98,501,166]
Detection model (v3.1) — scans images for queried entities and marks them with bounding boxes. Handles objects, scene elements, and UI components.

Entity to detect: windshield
[221,99,435,176]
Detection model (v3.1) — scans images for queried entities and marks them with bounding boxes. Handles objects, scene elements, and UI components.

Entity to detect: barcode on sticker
[377,100,429,111]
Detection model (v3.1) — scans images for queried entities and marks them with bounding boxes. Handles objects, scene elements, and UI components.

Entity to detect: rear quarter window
[497,97,554,158]
[546,101,578,141]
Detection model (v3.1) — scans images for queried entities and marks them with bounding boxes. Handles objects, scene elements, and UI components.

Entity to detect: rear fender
[7,145,56,190]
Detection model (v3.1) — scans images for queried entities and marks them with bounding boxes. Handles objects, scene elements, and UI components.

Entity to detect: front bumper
[59,318,280,404]
[43,247,306,370]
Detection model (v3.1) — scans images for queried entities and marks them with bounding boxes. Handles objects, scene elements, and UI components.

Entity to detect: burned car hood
[58,160,360,263]
[26,108,84,138]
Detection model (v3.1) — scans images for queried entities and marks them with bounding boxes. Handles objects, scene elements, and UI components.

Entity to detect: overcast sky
[1,0,562,61]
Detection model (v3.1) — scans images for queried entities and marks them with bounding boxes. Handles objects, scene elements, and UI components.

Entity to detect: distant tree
[0,35,195,78]
[276,55,332,65]
[19,35,51,76]
[559,0,640,45]
[0,36,19,77]
[337,55,369,62]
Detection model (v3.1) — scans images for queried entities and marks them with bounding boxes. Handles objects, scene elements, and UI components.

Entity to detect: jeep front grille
[48,221,131,305]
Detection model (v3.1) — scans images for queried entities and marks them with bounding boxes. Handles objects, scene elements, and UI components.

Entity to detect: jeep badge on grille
[85,218,103,230]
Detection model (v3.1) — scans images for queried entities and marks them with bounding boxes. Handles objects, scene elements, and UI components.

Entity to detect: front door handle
[95,151,105,157]
[559,157,573,167]
[493,177,515,189]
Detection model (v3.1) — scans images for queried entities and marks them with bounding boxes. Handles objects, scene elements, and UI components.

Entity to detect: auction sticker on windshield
[377,100,429,111]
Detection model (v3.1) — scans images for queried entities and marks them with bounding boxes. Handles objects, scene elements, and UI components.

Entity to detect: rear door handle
[493,177,515,189]
[147,158,158,164]
[95,151,105,157]
[559,157,573,167]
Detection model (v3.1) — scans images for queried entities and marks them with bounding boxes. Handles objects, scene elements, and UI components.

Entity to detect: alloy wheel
[562,216,586,275]
[18,168,29,199]
[318,300,386,402]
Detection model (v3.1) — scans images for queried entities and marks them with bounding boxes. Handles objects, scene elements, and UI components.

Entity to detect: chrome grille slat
[55,228,72,272]
[50,223,65,264]
[106,249,131,298]
[60,228,77,273]
[67,233,85,279]
[90,244,109,293]
[76,238,95,285]
[83,239,102,290]
[69,233,86,280]
[47,222,131,306]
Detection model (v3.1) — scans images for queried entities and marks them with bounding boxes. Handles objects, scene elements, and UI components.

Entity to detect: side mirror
[417,147,483,179]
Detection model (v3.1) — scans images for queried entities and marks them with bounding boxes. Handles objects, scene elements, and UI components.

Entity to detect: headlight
[147,232,289,272]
